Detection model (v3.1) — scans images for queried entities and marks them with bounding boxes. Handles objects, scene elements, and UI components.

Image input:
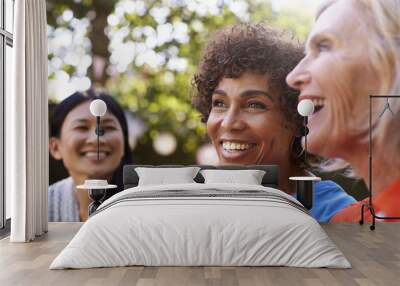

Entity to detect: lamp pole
[304,116,308,165]
[297,99,314,166]
[90,99,107,160]
[360,95,400,230]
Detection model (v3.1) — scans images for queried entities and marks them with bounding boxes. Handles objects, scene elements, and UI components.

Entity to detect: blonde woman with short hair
[286,0,400,222]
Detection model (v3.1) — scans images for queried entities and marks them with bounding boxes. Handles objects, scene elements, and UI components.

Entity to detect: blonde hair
[316,0,400,173]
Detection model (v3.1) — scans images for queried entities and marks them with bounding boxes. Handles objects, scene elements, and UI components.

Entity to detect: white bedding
[50,183,351,269]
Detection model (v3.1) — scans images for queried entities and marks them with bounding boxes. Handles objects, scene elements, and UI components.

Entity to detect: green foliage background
[47,1,369,201]
[47,0,313,165]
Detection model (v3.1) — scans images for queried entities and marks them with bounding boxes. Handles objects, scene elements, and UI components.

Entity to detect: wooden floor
[1,223,399,286]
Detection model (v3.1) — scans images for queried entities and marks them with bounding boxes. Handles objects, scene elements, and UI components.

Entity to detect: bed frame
[123,165,279,189]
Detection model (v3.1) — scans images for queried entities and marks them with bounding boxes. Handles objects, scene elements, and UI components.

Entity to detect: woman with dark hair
[192,23,355,222]
[49,89,133,222]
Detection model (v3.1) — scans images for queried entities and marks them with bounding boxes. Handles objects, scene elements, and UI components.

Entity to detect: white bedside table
[77,180,117,215]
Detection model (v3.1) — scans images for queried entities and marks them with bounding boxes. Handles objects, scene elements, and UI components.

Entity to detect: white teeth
[84,152,107,158]
[222,141,251,151]
[311,98,325,107]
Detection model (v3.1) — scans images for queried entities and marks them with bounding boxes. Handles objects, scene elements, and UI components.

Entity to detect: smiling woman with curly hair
[192,23,356,222]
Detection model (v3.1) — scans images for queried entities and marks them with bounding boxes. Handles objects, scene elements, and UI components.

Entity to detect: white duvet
[50,183,351,269]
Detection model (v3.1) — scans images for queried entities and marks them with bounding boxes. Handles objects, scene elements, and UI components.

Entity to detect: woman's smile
[221,140,254,151]
[80,150,111,162]
[219,139,257,160]
[192,23,313,194]
[50,101,125,180]
[286,0,381,158]
[207,72,293,166]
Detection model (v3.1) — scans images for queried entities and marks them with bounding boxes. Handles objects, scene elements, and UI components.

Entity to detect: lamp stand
[88,188,107,215]
[304,116,308,165]
[359,95,400,230]
[95,116,105,161]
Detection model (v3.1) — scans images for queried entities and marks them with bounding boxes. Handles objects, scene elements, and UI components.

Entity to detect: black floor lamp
[360,95,400,230]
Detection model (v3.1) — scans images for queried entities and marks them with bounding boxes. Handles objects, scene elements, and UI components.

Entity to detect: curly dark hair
[192,23,310,168]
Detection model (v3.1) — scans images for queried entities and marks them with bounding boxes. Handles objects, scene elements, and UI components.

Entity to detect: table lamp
[77,99,117,215]
[89,99,107,160]
[289,99,320,210]
[297,99,315,165]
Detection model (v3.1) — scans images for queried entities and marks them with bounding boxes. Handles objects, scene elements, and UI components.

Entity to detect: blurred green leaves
[47,0,313,164]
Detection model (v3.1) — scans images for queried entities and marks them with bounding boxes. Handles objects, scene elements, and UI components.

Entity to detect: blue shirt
[295,180,356,222]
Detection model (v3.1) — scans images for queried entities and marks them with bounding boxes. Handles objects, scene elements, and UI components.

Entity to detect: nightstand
[289,176,321,210]
[77,180,117,215]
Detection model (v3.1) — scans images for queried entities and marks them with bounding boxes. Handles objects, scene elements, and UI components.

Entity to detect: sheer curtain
[8,0,48,242]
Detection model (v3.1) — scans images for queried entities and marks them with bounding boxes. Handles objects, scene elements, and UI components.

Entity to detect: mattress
[50,183,351,269]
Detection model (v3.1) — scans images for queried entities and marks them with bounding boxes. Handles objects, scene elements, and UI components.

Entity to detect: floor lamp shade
[90,99,107,117]
[297,99,315,117]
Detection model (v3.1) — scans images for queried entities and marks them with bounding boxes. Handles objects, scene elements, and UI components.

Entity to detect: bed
[50,165,350,269]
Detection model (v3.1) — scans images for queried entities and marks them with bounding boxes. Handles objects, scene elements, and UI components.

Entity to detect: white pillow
[135,167,200,186]
[200,169,266,185]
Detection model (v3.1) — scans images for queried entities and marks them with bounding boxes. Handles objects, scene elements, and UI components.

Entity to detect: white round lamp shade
[90,99,107,117]
[297,99,315,117]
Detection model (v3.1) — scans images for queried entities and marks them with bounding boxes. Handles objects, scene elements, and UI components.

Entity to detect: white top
[48,177,80,222]
[289,176,322,181]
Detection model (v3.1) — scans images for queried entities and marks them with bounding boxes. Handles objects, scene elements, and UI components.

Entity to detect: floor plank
[0,222,399,286]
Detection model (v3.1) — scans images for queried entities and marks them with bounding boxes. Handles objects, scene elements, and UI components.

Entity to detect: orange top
[331,178,400,222]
